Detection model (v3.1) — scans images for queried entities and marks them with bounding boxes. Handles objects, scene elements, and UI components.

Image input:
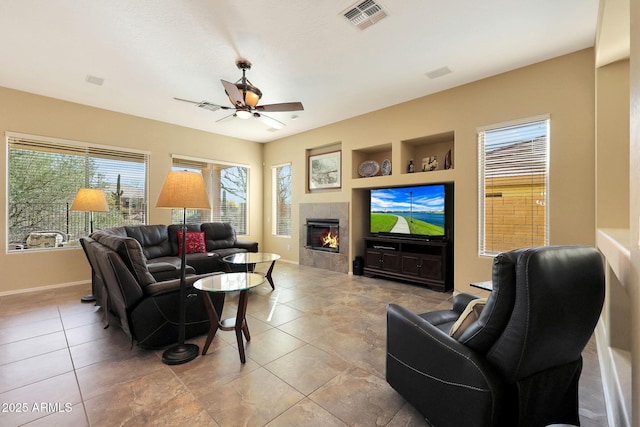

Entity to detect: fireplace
[305,218,339,253]
[299,203,348,273]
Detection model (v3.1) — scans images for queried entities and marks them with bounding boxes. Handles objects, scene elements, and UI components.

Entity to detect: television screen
[370,184,446,238]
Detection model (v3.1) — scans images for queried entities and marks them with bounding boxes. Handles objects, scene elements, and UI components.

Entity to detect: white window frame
[6,132,149,252]
[477,115,550,256]
[272,162,292,237]
[171,154,250,235]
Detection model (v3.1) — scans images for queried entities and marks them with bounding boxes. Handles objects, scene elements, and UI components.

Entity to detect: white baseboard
[594,319,632,427]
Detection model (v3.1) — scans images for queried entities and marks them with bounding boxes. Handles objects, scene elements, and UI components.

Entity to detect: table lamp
[71,188,109,303]
[156,170,211,365]
[71,188,109,233]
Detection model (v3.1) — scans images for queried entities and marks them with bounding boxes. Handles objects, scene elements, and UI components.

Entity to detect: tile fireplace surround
[299,203,349,274]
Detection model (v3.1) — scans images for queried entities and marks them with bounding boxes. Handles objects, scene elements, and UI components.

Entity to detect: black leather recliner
[386,245,605,427]
[81,235,225,348]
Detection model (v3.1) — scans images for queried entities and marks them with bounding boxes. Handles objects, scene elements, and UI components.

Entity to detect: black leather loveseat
[80,222,258,348]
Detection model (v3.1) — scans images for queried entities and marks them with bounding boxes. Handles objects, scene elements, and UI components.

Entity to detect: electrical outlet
[287,244,291,251]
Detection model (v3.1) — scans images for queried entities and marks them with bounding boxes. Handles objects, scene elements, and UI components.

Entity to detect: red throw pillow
[177,231,206,256]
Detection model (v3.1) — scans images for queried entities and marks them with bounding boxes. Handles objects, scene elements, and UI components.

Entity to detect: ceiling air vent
[85,74,104,86]
[343,0,388,31]
[426,66,453,80]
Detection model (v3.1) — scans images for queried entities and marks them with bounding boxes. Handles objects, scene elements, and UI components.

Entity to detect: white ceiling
[0,1,600,143]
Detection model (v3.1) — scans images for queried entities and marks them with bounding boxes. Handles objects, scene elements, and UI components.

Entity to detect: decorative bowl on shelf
[381,159,391,175]
[358,160,380,177]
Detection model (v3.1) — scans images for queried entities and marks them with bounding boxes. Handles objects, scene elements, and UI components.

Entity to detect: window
[272,163,292,236]
[171,156,249,235]
[7,133,148,251]
[478,117,549,256]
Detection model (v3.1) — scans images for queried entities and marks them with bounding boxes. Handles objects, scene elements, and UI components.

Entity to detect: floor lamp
[71,188,109,303]
[156,170,211,365]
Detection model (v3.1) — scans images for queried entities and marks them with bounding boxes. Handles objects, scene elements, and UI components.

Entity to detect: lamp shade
[156,170,210,209]
[70,188,109,212]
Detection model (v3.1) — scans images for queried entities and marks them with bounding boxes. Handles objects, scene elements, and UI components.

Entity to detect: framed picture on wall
[308,150,341,190]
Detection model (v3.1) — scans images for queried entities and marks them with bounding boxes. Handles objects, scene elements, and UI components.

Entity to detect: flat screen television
[369,183,453,240]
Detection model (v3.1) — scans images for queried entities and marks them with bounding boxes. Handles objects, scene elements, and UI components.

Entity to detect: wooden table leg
[199,285,253,363]
[235,289,251,363]
[264,260,276,290]
[222,261,233,273]
[201,293,221,355]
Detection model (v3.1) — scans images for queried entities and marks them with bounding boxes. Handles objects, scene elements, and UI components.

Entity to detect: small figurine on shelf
[430,158,438,171]
[422,156,438,171]
[444,149,452,170]
[408,159,414,173]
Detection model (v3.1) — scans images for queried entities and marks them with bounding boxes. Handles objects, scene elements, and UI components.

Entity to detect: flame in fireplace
[321,230,339,249]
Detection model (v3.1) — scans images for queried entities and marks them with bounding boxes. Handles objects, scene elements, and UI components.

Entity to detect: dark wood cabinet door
[420,255,443,280]
[401,254,421,276]
[365,249,383,270]
[382,251,401,272]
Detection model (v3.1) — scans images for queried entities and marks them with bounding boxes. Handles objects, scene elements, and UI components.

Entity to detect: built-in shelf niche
[352,143,392,179]
[401,131,454,174]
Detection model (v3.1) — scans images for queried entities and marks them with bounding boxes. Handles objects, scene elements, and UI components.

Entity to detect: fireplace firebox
[305,219,339,253]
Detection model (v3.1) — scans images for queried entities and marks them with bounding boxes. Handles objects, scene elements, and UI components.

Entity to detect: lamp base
[161,343,199,365]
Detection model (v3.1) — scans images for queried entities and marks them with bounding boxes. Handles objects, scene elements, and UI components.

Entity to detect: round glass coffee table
[193,272,265,363]
[222,252,281,290]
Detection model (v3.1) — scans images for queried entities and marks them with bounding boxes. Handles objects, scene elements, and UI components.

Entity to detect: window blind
[171,156,248,235]
[272,163,292,237]
[478,118,549,256]
[7,134,148,250]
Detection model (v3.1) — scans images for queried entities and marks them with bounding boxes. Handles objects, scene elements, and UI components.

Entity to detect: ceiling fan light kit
[175,58,303,129]
[229,83,261,107]
[235,109,252,119]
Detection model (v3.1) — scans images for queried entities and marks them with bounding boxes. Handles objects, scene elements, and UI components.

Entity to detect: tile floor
[0,262,608,426]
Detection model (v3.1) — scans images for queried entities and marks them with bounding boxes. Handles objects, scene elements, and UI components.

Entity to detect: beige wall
[596,59,630,228]
[628,1,639,424]
[263,48,596,294]
[593,0,639,422]
[0,87,264,294]
[594,58,634,427]
[1,49,597,297]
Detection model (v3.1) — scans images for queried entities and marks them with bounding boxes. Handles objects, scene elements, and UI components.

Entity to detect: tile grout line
[57,303,91,427]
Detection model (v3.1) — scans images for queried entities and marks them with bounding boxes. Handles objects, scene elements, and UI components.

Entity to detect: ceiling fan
[175,59,304,129]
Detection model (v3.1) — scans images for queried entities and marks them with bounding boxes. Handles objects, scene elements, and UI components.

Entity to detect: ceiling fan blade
[255,102,304,112]
[256,113,286,129]
[174,97,230,112]
[221,79,245,107]
[197,102,223,112]
[174,97,201,104]
[215,113,236,123]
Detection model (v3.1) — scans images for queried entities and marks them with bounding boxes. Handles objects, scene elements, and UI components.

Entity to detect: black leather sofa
[92,222,258,280]
[80,222,258,348]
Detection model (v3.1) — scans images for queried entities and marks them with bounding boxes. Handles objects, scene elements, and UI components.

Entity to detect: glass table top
[222,252,281,264]
[193,272,265,292]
